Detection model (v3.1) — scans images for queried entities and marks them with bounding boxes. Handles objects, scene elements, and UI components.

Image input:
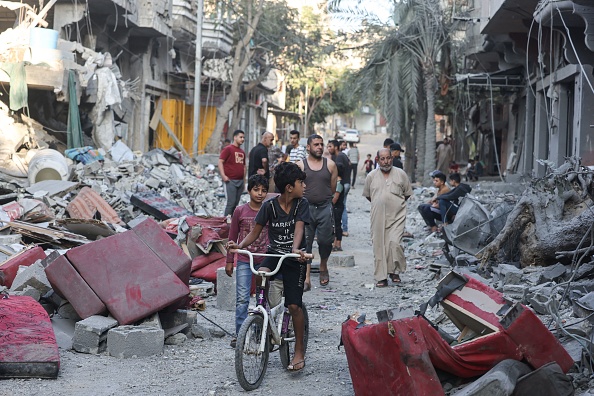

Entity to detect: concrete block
[51,317,76,350]
[73,315,118,354]
[139,313,162,329]
[13,285,42,301]
[328,254,355,267]
[191,323,212,340]
[107,325,164,358]
[538,263,567,284]
[495,263,523,285]
[502,284,528,302]
[9,260,51,294]
[216,267,235,311]
[453,359,531,396]
[165,333,187,345]
[529,292,553,315]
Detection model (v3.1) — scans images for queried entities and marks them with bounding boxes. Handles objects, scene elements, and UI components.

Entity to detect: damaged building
[459,0,594,178]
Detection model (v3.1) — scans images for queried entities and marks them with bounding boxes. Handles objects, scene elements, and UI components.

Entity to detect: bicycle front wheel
[235,314,270,391]
[279,303,309,369]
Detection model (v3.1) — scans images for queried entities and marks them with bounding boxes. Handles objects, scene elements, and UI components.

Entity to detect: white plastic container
[27,149,69,185]
[29,28,59,49]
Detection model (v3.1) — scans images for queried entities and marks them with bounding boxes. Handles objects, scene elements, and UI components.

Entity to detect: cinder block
[10,260,51,294]
[73,315,118,354]
[328,254,355,267]
[216,267,235,311]
[107,325,164,358]
[495,264,523,285]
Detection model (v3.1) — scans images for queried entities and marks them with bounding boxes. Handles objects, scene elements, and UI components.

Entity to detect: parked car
[336,129,347,139]
[344,129,360,143]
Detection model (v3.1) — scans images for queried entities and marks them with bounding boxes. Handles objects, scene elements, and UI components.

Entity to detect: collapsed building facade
[460,0,594,178]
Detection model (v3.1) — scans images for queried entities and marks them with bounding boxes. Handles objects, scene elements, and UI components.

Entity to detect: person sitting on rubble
[225,174,269,349]
[437,172,472,226]
[466,158,478,181]
[418,171,450,233]
[227,162,310,372]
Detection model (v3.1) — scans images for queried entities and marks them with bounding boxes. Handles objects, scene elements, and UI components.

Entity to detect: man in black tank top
[297,135,338,288]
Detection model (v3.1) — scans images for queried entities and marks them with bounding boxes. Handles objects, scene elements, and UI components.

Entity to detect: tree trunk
[422,67,436,186]
[414,76,426,183]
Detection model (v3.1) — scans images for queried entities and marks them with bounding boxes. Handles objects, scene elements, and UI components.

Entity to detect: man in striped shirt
[287,130,307,163]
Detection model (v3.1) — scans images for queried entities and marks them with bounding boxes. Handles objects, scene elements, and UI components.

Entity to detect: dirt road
[5,133,442,396]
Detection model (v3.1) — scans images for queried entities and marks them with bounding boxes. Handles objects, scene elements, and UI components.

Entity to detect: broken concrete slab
[107,325,164,358]
[10,259,51,294]
[26,180,79,197]
[51,317,76,350]
[328,254,356,267]
[538,263,567,284]
[494,263,523,285]
[453,359,531,396]
[574,262,594,282]
[139,313,162,329]
[13,285,42,301]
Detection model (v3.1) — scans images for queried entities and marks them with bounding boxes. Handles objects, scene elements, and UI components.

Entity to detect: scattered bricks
[57,302,82,321]
[13,285,42,301]
[216,267,235,311]
[107,325,164,358]
[73,315,118,354]
[494,264,523,285]
[165,333,187,345]
[9,260,51,294]
[328,254,355,268]
[502,285,528,302]
[139,313,162,329]
[538,263,567,284]
[191,323,212,340]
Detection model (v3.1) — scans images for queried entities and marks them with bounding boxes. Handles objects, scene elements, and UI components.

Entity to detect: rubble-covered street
[1,133,593,396]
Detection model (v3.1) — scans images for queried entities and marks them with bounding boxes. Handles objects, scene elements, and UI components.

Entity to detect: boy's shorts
[260,255,306,308]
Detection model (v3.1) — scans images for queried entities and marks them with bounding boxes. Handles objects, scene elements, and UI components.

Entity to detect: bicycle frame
[229,249,309,353]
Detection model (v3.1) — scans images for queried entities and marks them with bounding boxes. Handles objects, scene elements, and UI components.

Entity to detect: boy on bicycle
[228,161,310,372]
[225,174,269,348]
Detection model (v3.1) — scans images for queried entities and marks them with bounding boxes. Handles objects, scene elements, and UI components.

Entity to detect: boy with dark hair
[438,172,472,224]
[417,172,450,232]
[364,154,373,175]
[225,174,269,348]
[228,162,310,372]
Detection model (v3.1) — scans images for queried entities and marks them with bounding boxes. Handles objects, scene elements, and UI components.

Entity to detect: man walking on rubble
[436,136,454,176]
[218,130,246,216]
[296,135,338,288]
[363,148,412,288]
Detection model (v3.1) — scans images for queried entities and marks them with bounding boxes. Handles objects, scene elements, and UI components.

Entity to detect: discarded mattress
[341,272,573,396]
[0,295,60,379]
[0,246,46,288]
[130,191,193,220]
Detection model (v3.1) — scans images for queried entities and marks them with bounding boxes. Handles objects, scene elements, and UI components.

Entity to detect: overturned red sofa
[341,272,573,396]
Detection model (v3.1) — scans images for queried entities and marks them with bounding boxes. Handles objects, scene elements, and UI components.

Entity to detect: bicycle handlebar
[229,249,314,276]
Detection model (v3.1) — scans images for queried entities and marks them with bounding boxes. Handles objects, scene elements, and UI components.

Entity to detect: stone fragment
[453,359,531,396]
[574,262,594,282]
[165,333,187,345]
[455,254,478,266]
[9,260,51,294]
[494,263,523,285]
[57,302,83,321]
[107,325,164,358]
[13,285,42,301]
[328,254,355,267]
[73,315,118,354]
[191,323,212,340]
[216,267,235,311]
[538,263,567,284]
[502,284,528,302]
[209,327,226,338]
[140,313,162,329]
[159,309,197,329]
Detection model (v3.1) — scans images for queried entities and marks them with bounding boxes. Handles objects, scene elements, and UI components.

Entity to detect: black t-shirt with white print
[255,197,311,254]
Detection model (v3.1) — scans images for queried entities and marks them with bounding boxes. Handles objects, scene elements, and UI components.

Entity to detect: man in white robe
[363,148,413,287]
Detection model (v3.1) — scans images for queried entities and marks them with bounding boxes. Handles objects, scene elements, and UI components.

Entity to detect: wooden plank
[158,115,190,157]
[29,0,57,28]
[149,98,162,130]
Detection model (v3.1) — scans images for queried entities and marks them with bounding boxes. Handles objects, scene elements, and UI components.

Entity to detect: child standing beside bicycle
[225,174,270,349]
[227,162,310,372]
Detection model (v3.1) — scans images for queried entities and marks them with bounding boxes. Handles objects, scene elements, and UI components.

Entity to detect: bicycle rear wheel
[279,303,309,369]
[235,314,270,391]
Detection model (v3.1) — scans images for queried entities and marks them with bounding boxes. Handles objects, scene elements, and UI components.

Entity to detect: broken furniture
[45,218,191,324]
[0,295,60,379]
[341,271,573,396]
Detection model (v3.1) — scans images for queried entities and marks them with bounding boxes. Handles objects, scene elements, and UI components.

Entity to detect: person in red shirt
[218,130,247,216]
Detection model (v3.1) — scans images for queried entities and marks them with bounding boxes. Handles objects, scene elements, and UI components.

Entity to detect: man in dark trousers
[438,172,472,224]
[218,130,246,216]
[296,135,337,289]
[248,131,273,179]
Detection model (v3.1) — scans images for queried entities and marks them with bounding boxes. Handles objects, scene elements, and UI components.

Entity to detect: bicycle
[230,249,312,391]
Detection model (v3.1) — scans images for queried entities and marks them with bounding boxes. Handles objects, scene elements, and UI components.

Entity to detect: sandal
[389,274,401,283]
[375,279,388,288]
[319,270,330,286]
[288,360,305,372]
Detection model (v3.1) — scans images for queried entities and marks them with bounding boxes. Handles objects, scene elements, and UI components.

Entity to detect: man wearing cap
[390,143,404,169]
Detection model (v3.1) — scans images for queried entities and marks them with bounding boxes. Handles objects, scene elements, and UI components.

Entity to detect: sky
[328,0,395,31]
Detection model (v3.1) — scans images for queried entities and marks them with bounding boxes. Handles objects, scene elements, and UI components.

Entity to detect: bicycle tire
[235,314,270,391]
[279,303,309,369]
